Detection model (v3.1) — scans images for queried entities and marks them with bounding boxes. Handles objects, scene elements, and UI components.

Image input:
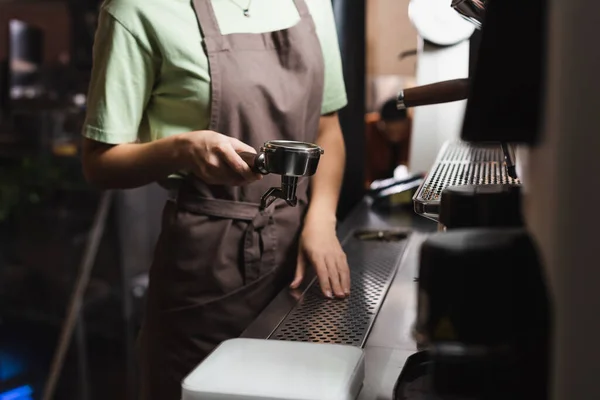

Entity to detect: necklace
[227,0,253,17]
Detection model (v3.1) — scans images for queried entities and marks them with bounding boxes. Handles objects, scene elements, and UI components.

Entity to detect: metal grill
[269,235,407,347]
[414,141,520,219]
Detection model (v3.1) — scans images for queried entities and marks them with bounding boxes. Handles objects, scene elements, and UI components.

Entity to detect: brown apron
[138,0,325,398]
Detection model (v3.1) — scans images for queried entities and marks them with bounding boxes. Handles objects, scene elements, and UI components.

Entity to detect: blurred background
[0,0,421,399]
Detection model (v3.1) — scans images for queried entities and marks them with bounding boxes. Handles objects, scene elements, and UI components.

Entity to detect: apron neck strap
[192,0,222,38]
[193,0,312,39]
[293,0,311,18]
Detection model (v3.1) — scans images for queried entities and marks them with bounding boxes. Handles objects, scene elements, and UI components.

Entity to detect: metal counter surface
[241,197,436,400]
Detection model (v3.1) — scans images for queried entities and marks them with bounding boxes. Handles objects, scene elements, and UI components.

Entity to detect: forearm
[305,113,346,225]
[82,135,189,190]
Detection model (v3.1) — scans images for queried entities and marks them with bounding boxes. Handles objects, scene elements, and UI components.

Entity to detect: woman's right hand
[181,130,263,186]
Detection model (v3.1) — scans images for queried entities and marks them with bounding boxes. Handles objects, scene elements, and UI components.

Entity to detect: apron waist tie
[176,193,264,221]
[175,193,276,282]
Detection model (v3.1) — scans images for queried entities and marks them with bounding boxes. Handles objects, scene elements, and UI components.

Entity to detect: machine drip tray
[268,231,409,347]
[413,141,521,220]
[354,229,410,242]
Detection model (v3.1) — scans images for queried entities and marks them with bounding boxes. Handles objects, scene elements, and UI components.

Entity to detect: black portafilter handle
[239,151,267,175]
[416,229,551,400]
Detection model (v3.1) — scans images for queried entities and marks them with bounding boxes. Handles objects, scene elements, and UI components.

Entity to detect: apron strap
[192,0,222,39]
[176,193,278,282]
[194,0,312,36]
[293,0,312,18]
[244,210,276,281]
[177,194,262,221]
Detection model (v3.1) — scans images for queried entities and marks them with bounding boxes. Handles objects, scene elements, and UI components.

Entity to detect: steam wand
[501,142,518,180]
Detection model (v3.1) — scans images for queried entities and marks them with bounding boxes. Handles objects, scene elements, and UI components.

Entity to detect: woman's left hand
[290,218,350,299]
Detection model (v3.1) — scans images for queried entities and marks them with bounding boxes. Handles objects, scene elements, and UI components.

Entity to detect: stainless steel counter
[242,197,436,400]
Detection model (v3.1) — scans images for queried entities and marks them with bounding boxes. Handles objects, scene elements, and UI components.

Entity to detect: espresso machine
[389,0,582,398]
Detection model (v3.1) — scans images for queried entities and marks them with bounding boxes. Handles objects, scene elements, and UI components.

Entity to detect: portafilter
[240,140,324,210]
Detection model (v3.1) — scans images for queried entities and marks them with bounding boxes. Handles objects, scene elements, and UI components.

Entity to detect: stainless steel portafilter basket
[240,140,324,209]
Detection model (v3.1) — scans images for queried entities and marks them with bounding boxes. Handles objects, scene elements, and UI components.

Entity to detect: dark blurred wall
[0,2,70,65]
[68,0,102,70]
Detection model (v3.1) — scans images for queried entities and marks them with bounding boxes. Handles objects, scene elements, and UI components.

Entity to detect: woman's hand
[290,217,350,299]
[81,131,262,190]
[181,130,263,186]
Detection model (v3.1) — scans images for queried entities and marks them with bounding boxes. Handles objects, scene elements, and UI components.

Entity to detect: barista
[365,98,413,186]
[80,0,349,398]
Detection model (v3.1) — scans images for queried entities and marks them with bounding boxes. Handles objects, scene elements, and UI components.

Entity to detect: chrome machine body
[524,0,600,398]
[446,1,600,397]
[404,0,600,398]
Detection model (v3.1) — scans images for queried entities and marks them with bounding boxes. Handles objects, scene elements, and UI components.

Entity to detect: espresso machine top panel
[413,141,520,220]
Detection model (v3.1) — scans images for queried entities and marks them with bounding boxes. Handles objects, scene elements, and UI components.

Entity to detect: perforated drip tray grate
[414,141,521,219]
[269,233,408,347]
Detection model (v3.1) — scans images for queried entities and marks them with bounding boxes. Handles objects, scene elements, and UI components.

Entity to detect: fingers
[290,250,306,289]
[313,256,334,299]
[325,255,345,298]
[291,247,349,299]
[193,152,244,186]
[337,253,351,296]
[189,131,264,185]
[313,251,350,299]
[217,142,262,183]
[228,137,258,154]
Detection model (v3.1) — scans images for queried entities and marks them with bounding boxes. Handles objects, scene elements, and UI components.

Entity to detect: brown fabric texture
[137,0,325,399]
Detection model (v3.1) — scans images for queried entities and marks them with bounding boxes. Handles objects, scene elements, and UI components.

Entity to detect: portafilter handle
[239,151,268,175]
[397,78,470,110]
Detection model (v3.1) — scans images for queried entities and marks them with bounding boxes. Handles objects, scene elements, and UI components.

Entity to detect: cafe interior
[1,0,599,399]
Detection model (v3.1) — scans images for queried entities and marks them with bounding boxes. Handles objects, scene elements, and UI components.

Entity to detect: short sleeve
[82,10,156,144]
[315,2,348,115]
